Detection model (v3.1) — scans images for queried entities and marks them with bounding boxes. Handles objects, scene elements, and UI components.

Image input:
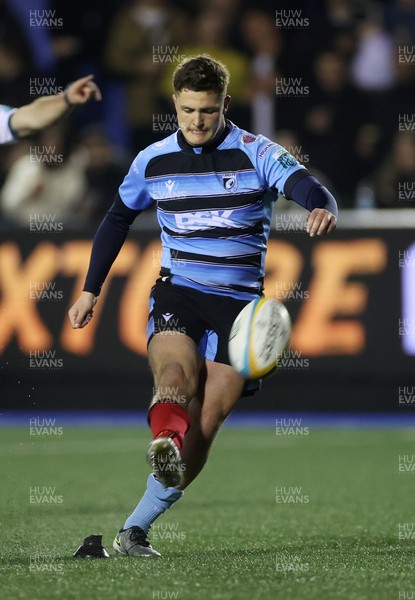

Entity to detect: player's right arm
[68,151,153,329]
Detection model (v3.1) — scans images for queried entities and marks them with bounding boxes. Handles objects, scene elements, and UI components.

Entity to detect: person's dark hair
[173,54,230,95]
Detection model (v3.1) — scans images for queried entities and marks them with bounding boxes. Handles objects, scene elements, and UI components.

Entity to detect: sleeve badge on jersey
[222,173,238,191]
[242,134,256,143]
[258,142,276,159]
[272,148,298,168]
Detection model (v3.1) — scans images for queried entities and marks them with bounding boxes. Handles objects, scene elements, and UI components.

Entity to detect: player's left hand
[65,75,102,105]
[306,208,337,237]
[68,291,97,329]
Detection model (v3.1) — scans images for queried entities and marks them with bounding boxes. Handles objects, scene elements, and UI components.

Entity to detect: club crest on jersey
[242,134,256,143]
[222,173,238,191]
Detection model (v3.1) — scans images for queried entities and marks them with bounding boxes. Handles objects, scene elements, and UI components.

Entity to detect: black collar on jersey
[177,120,232,154]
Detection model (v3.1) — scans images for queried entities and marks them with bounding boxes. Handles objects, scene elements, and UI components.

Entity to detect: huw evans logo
[399,114,415,132]
[29,281,63,302]
[29,10,63,29]
[29,78,63,96]
[153,114,178,133]
[398,386,415,405]
[399,319,415,337]
[153,317,186,336]
[151,180,185,200]
[399,45,415,64]
[275,78,309,97]
[278,350,310,370]
[152,591,179,599]
[276,486,310,504]
[152,455,186,477]
[398,523,415,540]
[29,552,64,573]
[275,212,306,233]
[398,182,415,202]
[399,250,415,269]
[152,522,186,541]
[29,417,63,436]
[152,386,187,404]
[152,249,186,268]
[275,418,309,436]
[29,214,63,232]
[275,10,310,29]
[275,281,310,301]
[29,145,63,165]
[29,350,63,369]
[275,553,310,573]
[399,455,415,472]
[29,486,63,504]
[152,45,186,63]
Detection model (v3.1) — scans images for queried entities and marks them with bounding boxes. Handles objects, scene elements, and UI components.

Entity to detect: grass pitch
[0,425,414,600]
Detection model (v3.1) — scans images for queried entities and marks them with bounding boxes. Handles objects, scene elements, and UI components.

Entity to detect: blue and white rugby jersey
[119,121,307,300]
[0,104,17,144]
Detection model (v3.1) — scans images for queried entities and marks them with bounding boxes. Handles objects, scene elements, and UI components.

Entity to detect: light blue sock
[123,474,183,534]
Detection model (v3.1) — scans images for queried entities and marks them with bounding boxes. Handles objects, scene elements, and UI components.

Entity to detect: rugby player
[0,75,101,144]
[68,55,337,557]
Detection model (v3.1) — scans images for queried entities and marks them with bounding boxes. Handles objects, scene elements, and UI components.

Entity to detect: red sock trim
[148,401,191,450]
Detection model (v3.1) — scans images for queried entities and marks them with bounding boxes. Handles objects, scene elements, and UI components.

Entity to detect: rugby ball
[228,297,291,379]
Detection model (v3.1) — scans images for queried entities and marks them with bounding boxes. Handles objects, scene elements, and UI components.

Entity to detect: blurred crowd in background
[0,0,414,228]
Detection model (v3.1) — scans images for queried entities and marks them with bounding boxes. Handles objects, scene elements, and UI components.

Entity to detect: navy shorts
[146,277,262,396]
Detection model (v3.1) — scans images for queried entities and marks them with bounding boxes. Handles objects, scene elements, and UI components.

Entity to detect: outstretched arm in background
[10,75,101,137]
